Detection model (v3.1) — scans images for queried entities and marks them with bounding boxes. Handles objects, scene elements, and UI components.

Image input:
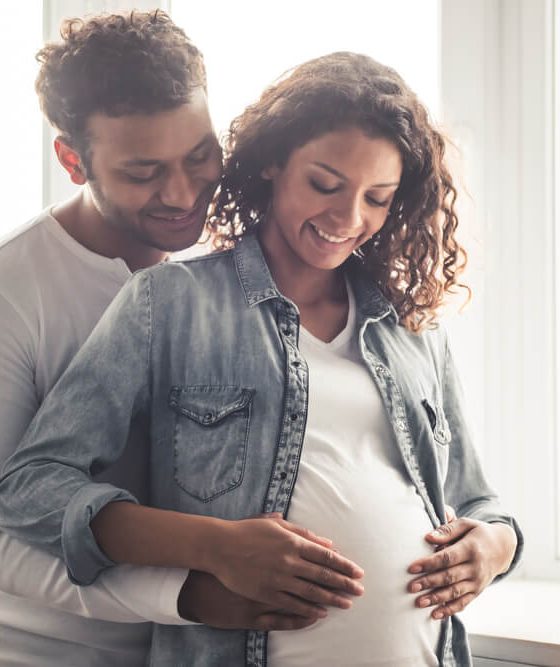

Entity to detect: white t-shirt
[267,286,441,667]
[0,210,188,666]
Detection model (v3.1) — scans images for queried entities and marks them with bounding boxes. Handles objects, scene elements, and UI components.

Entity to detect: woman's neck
[258,228,349,342]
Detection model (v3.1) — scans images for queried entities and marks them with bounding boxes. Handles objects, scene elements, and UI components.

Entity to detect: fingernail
[430,528,446,537]
[410,582,422,593]
[418,597,431,608]
[433,610,444,619]
[409,565,423,574]
[318,608,328,618]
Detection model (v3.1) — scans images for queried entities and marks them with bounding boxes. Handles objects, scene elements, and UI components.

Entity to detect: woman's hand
[207,513,365,618]
[407,518,517,619]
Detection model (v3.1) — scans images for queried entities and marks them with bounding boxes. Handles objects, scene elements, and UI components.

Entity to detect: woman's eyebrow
[312,161,399,188]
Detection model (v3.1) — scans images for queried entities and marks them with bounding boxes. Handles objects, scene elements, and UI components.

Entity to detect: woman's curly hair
[35,10,205,175]
[209,52,468,332]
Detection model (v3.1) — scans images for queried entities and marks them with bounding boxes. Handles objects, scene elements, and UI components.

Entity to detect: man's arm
[0,286,194,625]
[0,532,190,624]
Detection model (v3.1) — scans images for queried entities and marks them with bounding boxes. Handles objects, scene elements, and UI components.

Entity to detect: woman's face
[260,126,403,274]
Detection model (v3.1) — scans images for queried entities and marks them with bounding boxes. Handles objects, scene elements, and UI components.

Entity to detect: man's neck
[52,190,167,271]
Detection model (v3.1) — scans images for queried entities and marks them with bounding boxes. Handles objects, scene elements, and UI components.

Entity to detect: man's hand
[178,570,325,631]
[407,518,517,619]
[206,514,365,619]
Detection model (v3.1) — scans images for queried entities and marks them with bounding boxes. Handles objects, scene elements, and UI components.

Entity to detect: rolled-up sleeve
[0,270,154,584]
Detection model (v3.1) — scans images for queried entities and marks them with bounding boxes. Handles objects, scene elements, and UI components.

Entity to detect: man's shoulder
[0,210,53,254]
[0,211,58,277]
[0,210,80,313]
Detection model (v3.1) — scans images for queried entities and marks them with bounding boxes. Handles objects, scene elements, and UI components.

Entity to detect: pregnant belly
[267,458,442,667]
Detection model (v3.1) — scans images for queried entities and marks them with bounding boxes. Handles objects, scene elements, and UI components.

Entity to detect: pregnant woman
[0,52,521,666]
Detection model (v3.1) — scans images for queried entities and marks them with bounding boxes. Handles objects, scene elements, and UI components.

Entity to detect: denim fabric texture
[0,232,523,667]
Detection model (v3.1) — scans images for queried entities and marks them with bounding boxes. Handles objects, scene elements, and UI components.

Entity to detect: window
[0,2,43,236]
[6,0,559,585]
[170,0,441,136]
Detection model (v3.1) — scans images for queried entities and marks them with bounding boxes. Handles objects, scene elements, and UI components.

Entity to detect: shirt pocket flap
[421,398,452,446]
[169,386,255,426]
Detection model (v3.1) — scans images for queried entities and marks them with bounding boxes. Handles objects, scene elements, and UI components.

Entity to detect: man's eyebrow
[312,161,400,188]
[119,134,214,168]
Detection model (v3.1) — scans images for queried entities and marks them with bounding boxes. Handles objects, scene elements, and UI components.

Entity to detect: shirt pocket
[421,398,452,478]
[168,385,255,502]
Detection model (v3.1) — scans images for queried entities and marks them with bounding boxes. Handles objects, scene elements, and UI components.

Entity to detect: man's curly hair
[209,52,468,332]
[35,10,205,174]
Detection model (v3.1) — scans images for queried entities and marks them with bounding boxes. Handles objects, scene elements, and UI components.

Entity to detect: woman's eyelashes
[309,178,391,208]
[309,178,339,195]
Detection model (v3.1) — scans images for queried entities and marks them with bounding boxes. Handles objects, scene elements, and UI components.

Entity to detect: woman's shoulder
[144,247,237,286]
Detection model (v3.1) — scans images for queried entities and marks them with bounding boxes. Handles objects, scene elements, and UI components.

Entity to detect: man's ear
[54,137,87,185]
[261,164,280,181]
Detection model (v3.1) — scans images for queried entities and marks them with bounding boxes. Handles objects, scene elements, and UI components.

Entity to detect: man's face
[85,88,222,253]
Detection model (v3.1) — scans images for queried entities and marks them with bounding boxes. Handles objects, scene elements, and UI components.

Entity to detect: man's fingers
[256,612,321,632]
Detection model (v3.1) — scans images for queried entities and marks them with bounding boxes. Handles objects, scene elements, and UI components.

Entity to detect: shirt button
[279,472,287,480]
[292,360,301,368]
[282,327,292,336]
[396,418,406,431]
[375,365,385,374]
[203,412,213,423]
[290,413,298,421]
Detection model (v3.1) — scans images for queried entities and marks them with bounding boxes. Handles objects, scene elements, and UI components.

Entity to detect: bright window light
[170,0,441,138]
[0,2,43,237]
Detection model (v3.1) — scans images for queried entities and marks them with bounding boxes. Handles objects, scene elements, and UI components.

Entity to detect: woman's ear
[54,137,87,185]
[261,164,280,181]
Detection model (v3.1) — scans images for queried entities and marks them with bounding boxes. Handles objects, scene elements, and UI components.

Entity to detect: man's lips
[146,210,193,222]
[143,188,215,225]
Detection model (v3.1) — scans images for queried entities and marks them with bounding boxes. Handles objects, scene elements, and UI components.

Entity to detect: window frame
[441,0,558,581]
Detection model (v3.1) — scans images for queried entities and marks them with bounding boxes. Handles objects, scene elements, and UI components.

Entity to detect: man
[0,11,319,665]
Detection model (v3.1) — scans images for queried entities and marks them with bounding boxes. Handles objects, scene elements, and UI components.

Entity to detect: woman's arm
[406,333,522,618]
[92,502,364,617]
[0,270,364,618]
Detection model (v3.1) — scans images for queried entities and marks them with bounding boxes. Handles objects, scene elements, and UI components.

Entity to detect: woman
[0,52,521,666]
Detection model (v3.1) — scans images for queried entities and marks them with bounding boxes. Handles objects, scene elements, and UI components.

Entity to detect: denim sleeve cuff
[487,515,524,582]
[62,483,138,585]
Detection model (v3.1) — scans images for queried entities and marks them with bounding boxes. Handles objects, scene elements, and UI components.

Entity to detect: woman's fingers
[430,592,477,619]
[295,559,365,597]
[423,517,476,547]
[299,539,364,580]
[273,591,329,618]
[283,576,355,609]
[408,563,472,595]
[276,517,334,548]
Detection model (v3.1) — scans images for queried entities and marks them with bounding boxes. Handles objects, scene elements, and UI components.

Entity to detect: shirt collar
[234,231,397,324]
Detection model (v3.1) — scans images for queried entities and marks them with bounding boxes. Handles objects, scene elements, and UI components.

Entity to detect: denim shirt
[0,232,522,667]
